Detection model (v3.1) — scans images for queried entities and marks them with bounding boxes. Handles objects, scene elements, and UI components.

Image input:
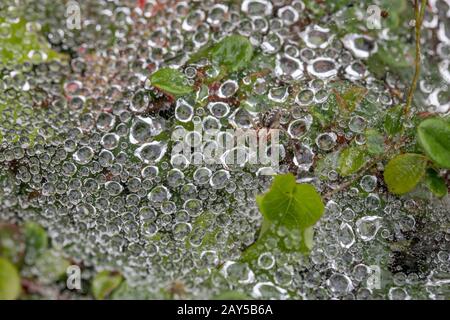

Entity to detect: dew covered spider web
[0,0,449,300]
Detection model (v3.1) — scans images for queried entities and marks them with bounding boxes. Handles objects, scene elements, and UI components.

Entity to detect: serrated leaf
[338,147,366,176]
[365,129,385,155]
[92,271,123,300]
[424,168,448,198]
[384,153,428,195]
[417,117,450,168]
[150,67,193,96]
[256,174,325,230]
[0,257,21,300]
[384,105,404,137]
[24,222,48,264]
[210,35,253,72]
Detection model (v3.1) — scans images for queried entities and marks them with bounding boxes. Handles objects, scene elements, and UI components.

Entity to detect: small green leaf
[188,42,214,63]
[424,168,448,198]
[24,222,48,264]
[213,291,251,300]
[150,67,193,96]
[338,147,366,177]
[92,271,123,300]
[417,117,450,168]
[0,18,66,65]
[367,41,414,79]
[210,35,253,72]
[256,174,324,230]
[365,129,385,155]
[0,257,21,300]
[242,174,323,263]
[34,249,70,284]
[340,86,367,112]
[110,281,164,300]
[241,224,315,266]
[373,42,413,68]
[0,224,24,266]
[188,35,254,73]
[314,151,339,180]
[384,105,404,137]
[384,153,428,195]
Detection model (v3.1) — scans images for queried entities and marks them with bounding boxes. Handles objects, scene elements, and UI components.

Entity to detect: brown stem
[404,0,427,116]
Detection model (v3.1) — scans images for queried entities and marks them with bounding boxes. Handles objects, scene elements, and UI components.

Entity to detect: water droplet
[356,216,382,241]
[73,146,94,165]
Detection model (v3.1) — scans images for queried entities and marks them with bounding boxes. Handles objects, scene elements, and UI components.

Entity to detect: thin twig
[323,156,381,200]
[404,0,427,116]
[325,1,427,200]
[323,136,411,199]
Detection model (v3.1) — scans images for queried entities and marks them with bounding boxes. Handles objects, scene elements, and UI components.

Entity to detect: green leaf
[242,174,323,264]
[92,271,123,300]
[0,257,21,300]
[247,51,275,71]
[0,224,24,266]
[417,117,450,168]
[338,147,366,177]
[314,150,339,180]
[150,67,193,96]
[241,225,314,266]
[311,103,336,128]
[256,174,324,231]
[302,226,315,250]
[424,168,448,198]
[365,129,385,155]
[384,153,428,195]
[367,41,414,79]
[186,211,221,251]
[210,35,254,72]
[0,18,66,65]
[188,42,214,63]
[188,35,254,73]
[384,105,404,137]
[24,222,48,264]
[213,291,251,300]
[110,281,166,300]
[34,249,70,284]
[335,86,367,112]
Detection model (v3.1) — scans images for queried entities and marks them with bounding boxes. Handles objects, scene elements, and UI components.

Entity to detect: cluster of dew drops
[0,0,449,299]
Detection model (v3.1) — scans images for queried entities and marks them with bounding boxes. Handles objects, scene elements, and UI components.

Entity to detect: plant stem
[404,0,427,116]
[323,3,427,200]
[323,137,411,199]
[323,156,381,200]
